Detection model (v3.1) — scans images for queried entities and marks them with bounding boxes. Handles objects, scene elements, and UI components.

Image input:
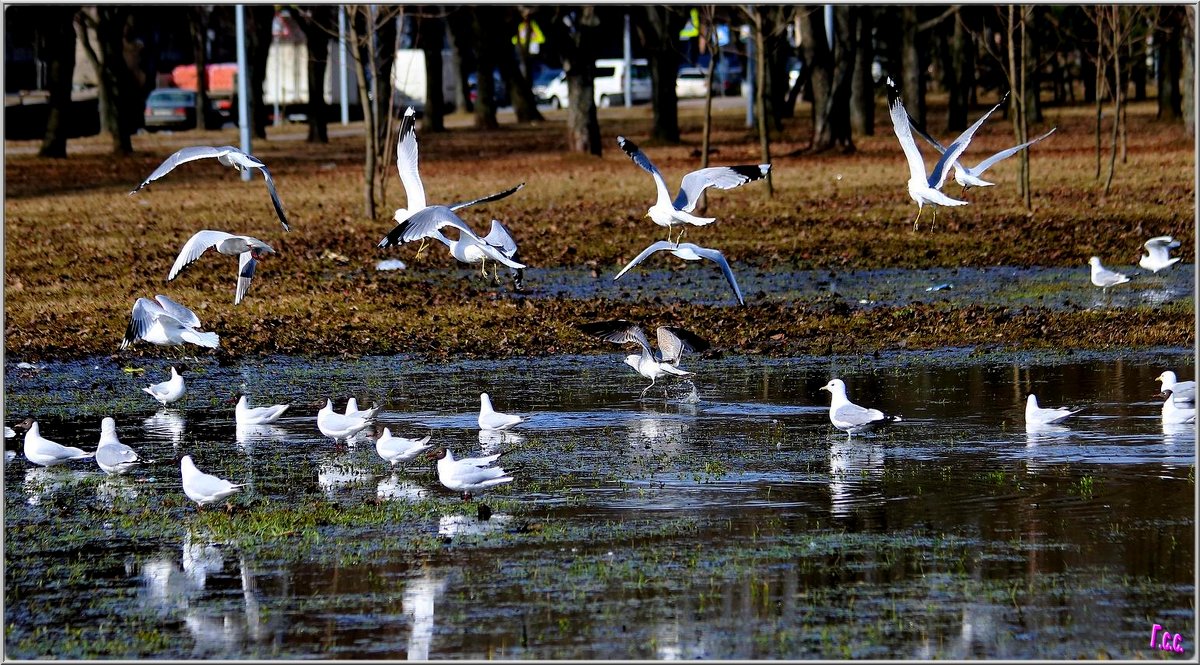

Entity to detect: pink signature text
[1150,624,1186,654]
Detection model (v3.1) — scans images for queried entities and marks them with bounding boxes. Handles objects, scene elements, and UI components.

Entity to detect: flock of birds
[10,82,1191,511]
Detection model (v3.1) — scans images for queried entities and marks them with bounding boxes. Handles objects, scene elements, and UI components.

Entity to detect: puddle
[4,348,1195,658]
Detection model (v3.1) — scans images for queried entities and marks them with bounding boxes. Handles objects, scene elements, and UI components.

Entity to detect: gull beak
[643,212,650,218]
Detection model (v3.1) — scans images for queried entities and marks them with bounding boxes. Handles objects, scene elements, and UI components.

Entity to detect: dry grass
[3,97,1193,360]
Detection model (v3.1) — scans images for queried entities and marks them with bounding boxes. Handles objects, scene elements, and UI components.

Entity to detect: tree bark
[248,6,276,139]
[550,7,601,155]
[76,7,139,155]
[1103,6,1122,197]
[446,8,474,114]
[348,8,377,219]
[486,7,543,123]
[754,9,772,195]
[1156,7,1183,121]
[189,7,211,130]
[900,7,925,126]
[470,8,499,130]
[849,6,874,136]
[639,7,685,143]
[798,8,831,146]
[1183,6,1195,134]
[418,13,445,131]
[38,6,78,158]
[945,9,972,132]
[297,6,332,142]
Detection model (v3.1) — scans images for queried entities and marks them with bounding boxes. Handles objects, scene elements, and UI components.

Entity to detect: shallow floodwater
[4,348,1195,659]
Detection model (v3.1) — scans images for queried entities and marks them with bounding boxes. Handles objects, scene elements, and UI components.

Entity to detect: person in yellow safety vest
[512,19,545,55]
[679,8,700,39]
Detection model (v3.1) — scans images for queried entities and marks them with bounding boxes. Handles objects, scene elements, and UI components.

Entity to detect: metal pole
[623,13,632,107]
[824,5,833,49]
[236,4,252,180]
[745,24,755,128]
[339,6,349,125]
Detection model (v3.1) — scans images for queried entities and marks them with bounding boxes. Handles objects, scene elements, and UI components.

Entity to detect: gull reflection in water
[828,438,883,519]
[377,473,430,501]
[22,467,91,506]
[95,474,142,507]
[437,513,513,538]
[235,422,287,454]
[1162,419,1195,442]
[318,458,374,499]
[478,429,525,455]
[1024,422,1071,474]
[628,411,691,455]
[143,409,186,448]
[403,569,450,659]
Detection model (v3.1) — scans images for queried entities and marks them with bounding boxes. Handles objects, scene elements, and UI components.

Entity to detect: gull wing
[674,164,771,213]
[928,93,1007,189]
[97,444,141,468]
[122,297,168,349]
[886,80,929,186]
[575,320,653,356]
[396,107,427,212]
[1145,235,1181,253]
[256,164,290,231]
[833,402,885,428]
[153,295,201,329]
[168,230,235,281]
[678,243,745,306]
[614,240,675,280]
[130,145,234,193]
[481,219,518,255]
[235,252,257,305]
[968,126,1056,177]
[448,183,525,212]
[656,326,710,364]
[617,136,672,208]
[906,111,948,155]
[378,205,477,248]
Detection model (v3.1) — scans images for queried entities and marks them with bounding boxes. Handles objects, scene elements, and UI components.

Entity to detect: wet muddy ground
[3,348,1193,659]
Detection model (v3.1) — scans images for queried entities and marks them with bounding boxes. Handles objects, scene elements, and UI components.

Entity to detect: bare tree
[637,7,687,143]
[547,7,602,155]
[849,6,875,136]
[75,7,145,155]
[470,7,499,130]
[417,9,446,132]
[189,7,212,131]
[294,5,333,143]
[1155,6,1184,121]
[38,6,78,158]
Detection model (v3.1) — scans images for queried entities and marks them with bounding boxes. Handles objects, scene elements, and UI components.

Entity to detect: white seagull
[1024,394,1082,426]
[96,417,153,475]
[614,240,744,306]
[449,219,526,289]
[1139,236,1182,273]
[1156,371,1196,404]
[576,320,709,397]
[429,448,513,500]
[374,426,433,467]
[377,107,525,262]
[908,114,1055,191]
[616,135,770,243]
[343,398,382,420]
[168,230,275,305]
[130,145,291,231]
[120,295,219,350]
[316,399,372,442]
[235,395,290,426]
[180,455,245,509]
[478,393,525,431]
[143,367,186,406]
[1088,256,1131,291]
[1162,393,1196,425]
[819,379,901,437]
[19,419,94,467]
[886,77,1000,230]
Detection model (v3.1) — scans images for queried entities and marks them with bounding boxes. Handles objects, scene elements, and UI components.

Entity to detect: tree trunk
[248,6,275,139]
[1184,6,1195,134]
[551,7,601,155]
[471,8,499,129]
[297,6,332,143]
[754,10,772,196]
[348,9,377,219]
[446,8,473,113]
[418,13,446,131]
[77,7,137,155]
[1023,6,1043,125]
[900,6,925,126]
[1094,9,1105,179]
[189,8,211,130]
[639,7,684,143]
[849,6,874,136]
[38,6,78,158]
[486,7,543,124]
[698,6,717,213]
[1156,7,1183,121]
[1103,7,1122,197]
[945,9,972,131]
[798,8,831,147]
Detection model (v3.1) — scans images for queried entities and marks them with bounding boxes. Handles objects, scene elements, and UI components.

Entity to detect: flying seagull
[1139,236,1182,273]
[167,230,275,305]
[576,320,709,397]
[614,240,744,306]
[130,145,290,232]
[121,295,219,350]
[907,111,1055,191]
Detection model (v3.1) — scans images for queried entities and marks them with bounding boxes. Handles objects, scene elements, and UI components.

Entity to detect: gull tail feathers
[181,331,221,348]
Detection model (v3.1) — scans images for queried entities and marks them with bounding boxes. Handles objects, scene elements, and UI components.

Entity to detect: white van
[541,58,652,109]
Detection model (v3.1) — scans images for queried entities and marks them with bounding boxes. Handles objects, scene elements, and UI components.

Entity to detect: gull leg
[912,206,923,232]
[479,259,488,278]
[414,238,429,260]
[640,377,656,398]
[677,226,688,245]
[931,206,938,232]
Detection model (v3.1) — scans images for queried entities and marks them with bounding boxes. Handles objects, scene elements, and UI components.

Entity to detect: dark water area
[3,348,1195,659]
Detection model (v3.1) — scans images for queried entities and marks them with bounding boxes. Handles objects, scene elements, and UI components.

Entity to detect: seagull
[576,320,709,397]
[1088,256,1131,291]
[168,230,276,305]
[614,240,744,306]
[616,135,770,244]
[378,107,525,261]
[886,77,1000,230]
[428,448,513,500]
[96,417,153,475]
[316,399,372,442]
[1139,236,1182,273]
[4,426,15,438]
[120,295,219,350]
[143,367,186,406]
[908,113,1055,191]
[234,395,290,426]
[1162,392,1196,424]
[819,379,901,437]
[180,455,245,509]
[130,145,290,232]
[374,425,433,467]
[478,392,524,431]
[448,219,525,289]
[343,398,381,420]
[1155,371,1196,404]
[1024,394,1082,426]
[19,419,94,467]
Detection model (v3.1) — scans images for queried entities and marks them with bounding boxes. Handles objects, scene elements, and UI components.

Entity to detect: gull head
[101,417,116,433]
[1087,256,1101,268]
[820,379,846,395]
[393,207,412,224]
[623,355,641,371]
[426,447,449,462]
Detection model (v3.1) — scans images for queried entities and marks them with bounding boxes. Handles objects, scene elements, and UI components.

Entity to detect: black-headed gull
[1088,257,1131,291]
[819,379,901,437]
[235,395,290,426]
[576,320,709,397]
[317,399,372,442]
[1024,394,1082,426]
[1155,371,1196,404]
[343,398,381,420]
[886,77,998,230]
[143,367,186,405]
[121,295,219,350]
[616,135,770,244]
[1139,236,1182,273]
[478,392,525,431]
[130,145,290,232]
[20,419,94,467]
[168,230,276,305]
[908,113,1055,191]
[96,417,153,475]
[614,240,745,305]
[429,448,513,500]
[374,425,433,467]
[180,455,245,509]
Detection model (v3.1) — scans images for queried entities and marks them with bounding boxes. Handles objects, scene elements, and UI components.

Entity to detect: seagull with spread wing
[121,294,219,350]
[907,109,1055,192]
[1139,236,1182,273]
[576,320,710,397]
[614,240,744,306]
[616,135,770,244]
[167,230,275,305]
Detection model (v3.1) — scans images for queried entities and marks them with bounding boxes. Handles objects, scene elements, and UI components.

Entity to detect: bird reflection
[95,474,141,507]
[1162,419,1195,441]
[317,458,374,499]
[828,437,883,519]
[403,569,450,660]
[627,411,691,454]
[478,428,525,455]
[377,473,430,501]
[23,467,90,506]
[235,422,287,453]
[437,513,513,538]
[143,409,186,448]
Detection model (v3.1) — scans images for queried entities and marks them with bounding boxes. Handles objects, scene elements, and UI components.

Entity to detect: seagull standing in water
[428,448,513,500]
[235,395,290,426]
[316,399,372,443]
[374,426,433,467]
[614,240,745,306]
[121,295,219,350]
[819,379,902,437]
[1088,256,1131,291]
[96,417,153,475]
[343,398,381,420]
[143,367,186,406]
[886,77,999,230]
[180,455,245,509]
[1139,236,1182,273]
[616,135,770,244]
[19,419,95,467]
[130,145,291,231]
[576,320,709,397]
[1024,394,1082,426]
[478,393,525,431]
[167,230,275,305]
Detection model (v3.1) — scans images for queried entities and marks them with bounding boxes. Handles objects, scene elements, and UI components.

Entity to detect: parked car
[531,67,563,103]
[467,70,510,108]
[542,58,651,109]
[675,66,714,98]
[143,87,231,131]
